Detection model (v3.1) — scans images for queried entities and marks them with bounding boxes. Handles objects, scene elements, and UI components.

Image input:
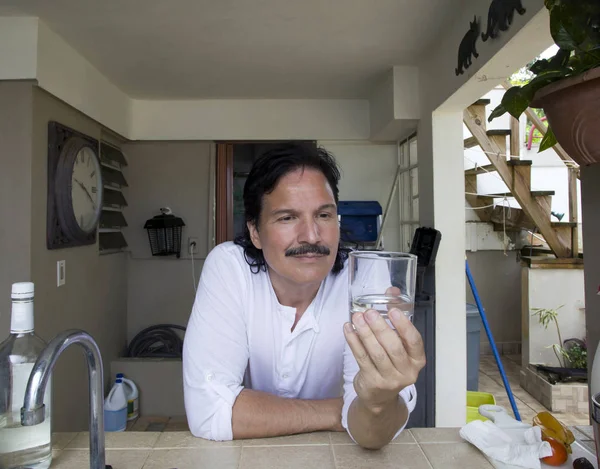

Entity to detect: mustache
[285,244,331,257]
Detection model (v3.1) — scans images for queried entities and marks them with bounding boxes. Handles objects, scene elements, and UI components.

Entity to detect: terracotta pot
[531,67,600,166]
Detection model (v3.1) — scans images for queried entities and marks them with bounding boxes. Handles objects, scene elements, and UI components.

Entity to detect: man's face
[248,167,340,288]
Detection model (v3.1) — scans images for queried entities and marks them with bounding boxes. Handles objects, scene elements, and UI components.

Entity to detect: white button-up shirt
[182,242,416,441]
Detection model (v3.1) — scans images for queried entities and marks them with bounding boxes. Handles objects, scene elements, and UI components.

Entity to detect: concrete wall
[122,141,213,342]
[466,251,522,352]
[582,165,600,392]
[0,82,34,338]
[29,87,129,431]
[522,267,585,367]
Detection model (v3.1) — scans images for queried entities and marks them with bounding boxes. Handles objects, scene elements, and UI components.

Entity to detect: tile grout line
[415,442,434,469]
[328,434,338,469]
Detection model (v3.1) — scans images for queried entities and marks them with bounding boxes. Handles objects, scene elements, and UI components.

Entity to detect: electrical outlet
[188,237,199,255]
[57,260,66,287]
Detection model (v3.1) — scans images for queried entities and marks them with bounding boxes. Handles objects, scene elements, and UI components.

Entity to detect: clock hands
[74,178,97,210]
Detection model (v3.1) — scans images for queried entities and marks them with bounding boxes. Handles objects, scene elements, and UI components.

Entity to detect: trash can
[466,303,483,391]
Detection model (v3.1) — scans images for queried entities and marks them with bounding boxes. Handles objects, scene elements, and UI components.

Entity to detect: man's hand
[343,296,426,414]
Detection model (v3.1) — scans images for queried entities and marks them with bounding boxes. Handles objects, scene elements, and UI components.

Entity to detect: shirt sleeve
[341,339,417,443]
[182,245,249,441]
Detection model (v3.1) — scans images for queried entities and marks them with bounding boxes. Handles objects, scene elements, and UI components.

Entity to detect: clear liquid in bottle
[0,282,52,469]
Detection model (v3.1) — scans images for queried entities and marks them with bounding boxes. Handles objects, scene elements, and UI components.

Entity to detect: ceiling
[0,0,466,99]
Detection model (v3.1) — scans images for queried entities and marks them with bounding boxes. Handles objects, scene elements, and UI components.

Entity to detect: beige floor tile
[240,445,334,469]
[155,431,241,448]
[52,432,79,450]
[129,416,169,432]
[420,443,493,469]
[333,443,430,469]
[51,449,151,469]
[410,428,463,443]
[143,447,241,469]
[242,431,331,446]
[330,429,415,445]
[67,431,160,449]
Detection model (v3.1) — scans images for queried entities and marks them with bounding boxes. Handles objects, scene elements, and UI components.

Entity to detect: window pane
[409,139,418,165]
[410,168,419,197]
[412,197,419,219]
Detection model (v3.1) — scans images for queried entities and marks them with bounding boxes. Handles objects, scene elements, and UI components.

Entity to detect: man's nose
[298,217,321,244]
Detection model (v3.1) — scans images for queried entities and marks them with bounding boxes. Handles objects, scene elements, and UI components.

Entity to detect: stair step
[551,222,578,228]
[487,129,511,136]
[507,159,532,167]
[464,136,479,149]
[464,164,497,176]
[473,99,491,106]
[477,190,555,198]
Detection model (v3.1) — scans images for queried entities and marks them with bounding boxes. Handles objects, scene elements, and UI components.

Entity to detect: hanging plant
[489,0,600,155]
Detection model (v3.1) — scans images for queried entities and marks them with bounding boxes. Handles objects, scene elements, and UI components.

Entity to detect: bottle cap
[116,373,124,379]
[11,282,34,300]
[116,378,123,383]
[10,282,34,332]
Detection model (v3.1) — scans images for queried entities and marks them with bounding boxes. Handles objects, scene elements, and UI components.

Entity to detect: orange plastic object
[532,411,575,454]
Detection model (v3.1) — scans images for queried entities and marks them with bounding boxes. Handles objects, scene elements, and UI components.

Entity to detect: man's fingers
[385,286,401,312]
[351,311,396,376]
[362,308,408,368]
[343,322,377,375]
[389,308,426,367]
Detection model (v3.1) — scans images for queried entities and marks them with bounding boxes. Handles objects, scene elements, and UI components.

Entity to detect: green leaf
[550,7,584,50]
[488,104,507,122]
[539,126,558,152]
[500,86,530,120]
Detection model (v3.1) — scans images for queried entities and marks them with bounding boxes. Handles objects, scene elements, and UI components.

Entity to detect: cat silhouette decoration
[481,0,526,41]
[456,17,480,76]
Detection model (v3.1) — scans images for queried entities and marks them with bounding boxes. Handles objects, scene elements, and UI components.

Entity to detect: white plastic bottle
[116,373,139,421]
[104,378,127,432]
[0,282,52,469]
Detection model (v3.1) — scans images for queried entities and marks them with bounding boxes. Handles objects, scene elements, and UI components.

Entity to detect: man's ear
[248,221,262,250]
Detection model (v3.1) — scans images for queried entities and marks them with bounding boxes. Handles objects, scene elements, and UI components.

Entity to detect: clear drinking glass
[349,251,418,323]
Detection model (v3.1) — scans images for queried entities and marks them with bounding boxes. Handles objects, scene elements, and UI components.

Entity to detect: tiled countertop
[50,428,493,469]
[49,426,598,469]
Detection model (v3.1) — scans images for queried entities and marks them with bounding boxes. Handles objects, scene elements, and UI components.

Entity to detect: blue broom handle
[466,259,521,421]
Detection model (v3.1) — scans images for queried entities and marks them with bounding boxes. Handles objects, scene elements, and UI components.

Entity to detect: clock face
[71,147,102,232]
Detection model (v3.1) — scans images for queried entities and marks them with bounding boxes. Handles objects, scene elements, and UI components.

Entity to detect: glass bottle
[0,282,52,469]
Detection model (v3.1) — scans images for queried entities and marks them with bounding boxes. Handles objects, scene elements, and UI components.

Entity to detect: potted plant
[489,0,600,166]
[531,305,587,384]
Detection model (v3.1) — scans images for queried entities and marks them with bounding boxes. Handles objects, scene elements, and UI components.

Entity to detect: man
[182,143,425,449]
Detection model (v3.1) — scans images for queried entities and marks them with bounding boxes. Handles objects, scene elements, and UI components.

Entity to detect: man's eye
[278,216,294,222]
[319,212,333,219]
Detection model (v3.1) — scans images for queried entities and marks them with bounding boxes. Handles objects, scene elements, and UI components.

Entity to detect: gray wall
[0,82,33,337]
[582,164,600,389]
[0,83,129,431]
[31,87,129,431]
[466,251,522,353]
[122,141,213,342]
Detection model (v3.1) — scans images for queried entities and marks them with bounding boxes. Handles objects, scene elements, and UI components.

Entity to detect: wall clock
[47,121,103,249]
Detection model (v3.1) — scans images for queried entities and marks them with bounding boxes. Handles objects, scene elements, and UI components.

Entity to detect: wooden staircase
[463,99,579,259]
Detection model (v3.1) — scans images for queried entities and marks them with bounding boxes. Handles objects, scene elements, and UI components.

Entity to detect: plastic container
[104,379,127,432]
[466,303,483,391]
[116,373,139,421]
[466,391,496,423]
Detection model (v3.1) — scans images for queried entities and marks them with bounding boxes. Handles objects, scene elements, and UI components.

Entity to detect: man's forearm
[231,389,343,439]
[347,395,408,449]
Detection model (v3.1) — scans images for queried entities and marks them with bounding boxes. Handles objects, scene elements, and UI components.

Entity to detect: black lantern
[144,208,185,258]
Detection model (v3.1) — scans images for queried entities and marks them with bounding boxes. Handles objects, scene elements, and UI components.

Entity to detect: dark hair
[234,142,349,274]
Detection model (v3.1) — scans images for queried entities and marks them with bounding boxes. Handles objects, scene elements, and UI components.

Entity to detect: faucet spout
[21,329,107,469]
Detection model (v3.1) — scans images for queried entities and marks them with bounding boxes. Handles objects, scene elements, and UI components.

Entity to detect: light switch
[57,260,66,287]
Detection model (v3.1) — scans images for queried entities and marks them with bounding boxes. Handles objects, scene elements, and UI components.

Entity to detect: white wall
[321,141,401,252]
[522,268,586,366]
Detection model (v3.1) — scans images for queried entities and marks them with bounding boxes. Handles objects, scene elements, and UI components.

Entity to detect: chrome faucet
[20,329,110,469]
